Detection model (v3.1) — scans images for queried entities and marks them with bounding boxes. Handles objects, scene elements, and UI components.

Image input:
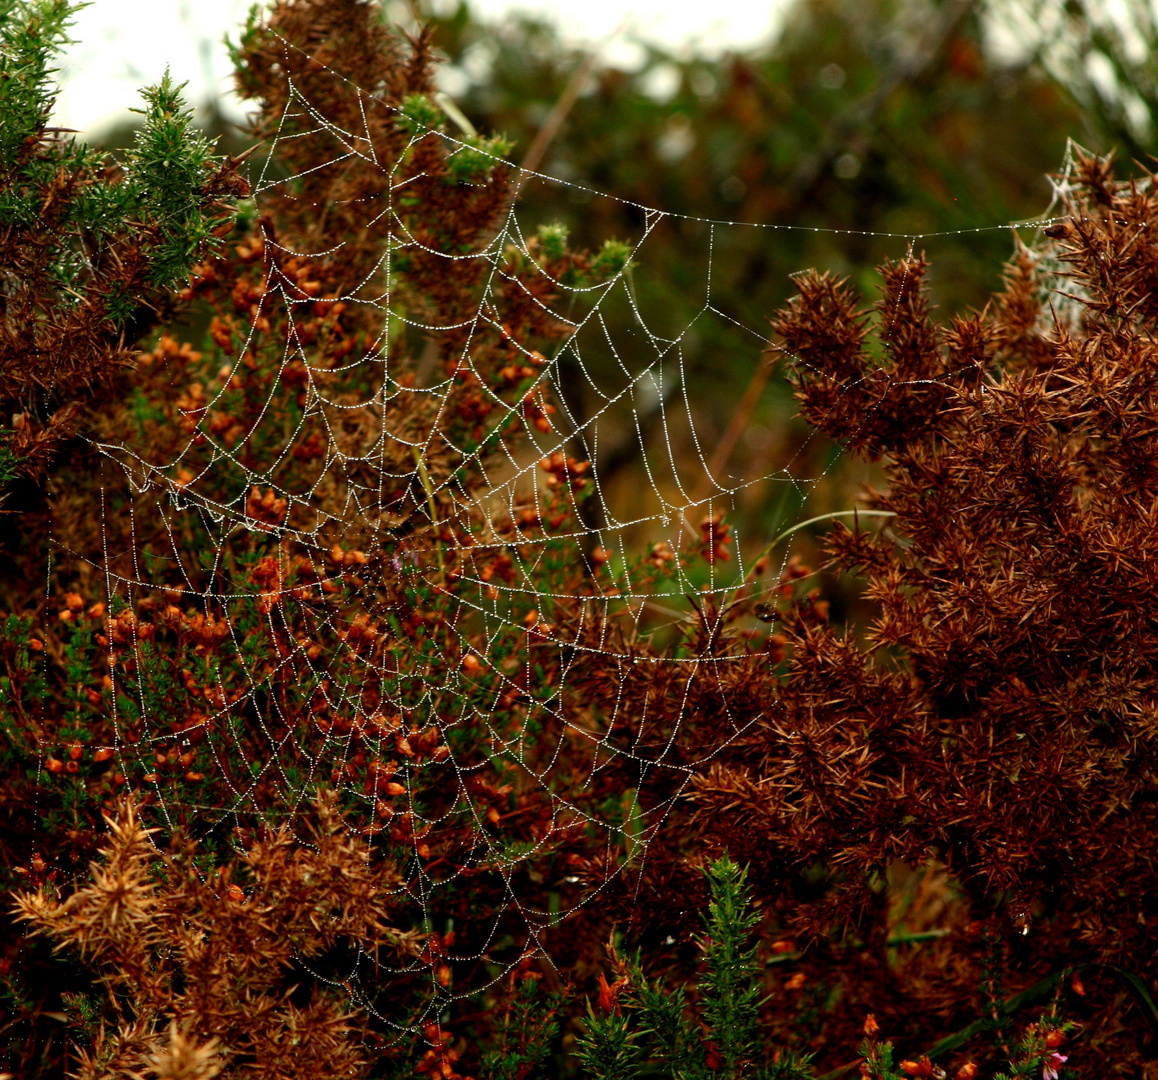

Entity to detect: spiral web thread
[51,27,1067,1031]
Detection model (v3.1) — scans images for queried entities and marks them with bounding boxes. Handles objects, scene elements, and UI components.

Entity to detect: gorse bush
[575,856,814,1080]
[0,0,247,483]
[3,0,1158,1077]
[14,789,411,1078]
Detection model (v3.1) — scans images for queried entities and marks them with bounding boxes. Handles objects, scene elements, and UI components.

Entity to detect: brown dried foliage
[14,789,407,1080]
[674,150,1158,1070]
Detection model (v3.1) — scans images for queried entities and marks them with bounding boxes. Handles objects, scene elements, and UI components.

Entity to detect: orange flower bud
[900,1059,934,1078]
[93,747,115,763]
[461,654,481,673]
[436,964,451,987]
[45,756,64,773]
[863,1014,880,1038]
[65,760,79,774]
[1044,1031,1065,1049]
[955,1064,978,1080]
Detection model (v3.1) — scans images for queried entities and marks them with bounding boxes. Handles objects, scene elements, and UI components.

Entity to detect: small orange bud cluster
[416,1019,461,1079]
[175,381,208,432]
[700,512,732,564]
[209,315,237,353]
[539,451,590,491]
[14,852,51,887]
[521,393,556,433]
[523,609,555,637]
[467,775,513,826]
[143,334,203,366]
[764,632,789,664]
[105,608,148,648]
[647,541,678,571]
[339,613,380,655]
[142,745,203,784]
[246,486,288,529]
[498,360,539,384]
[56,591,87,622]
[899,1056,936,1077]
[186,611,230,652]
[776,555,812,594]
[330,544,368,568]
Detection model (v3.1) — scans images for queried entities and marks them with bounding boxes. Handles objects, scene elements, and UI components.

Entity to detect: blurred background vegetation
[96,0,1158,606]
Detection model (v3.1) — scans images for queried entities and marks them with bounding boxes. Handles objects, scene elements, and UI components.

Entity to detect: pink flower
[1042,1052,1068,1080]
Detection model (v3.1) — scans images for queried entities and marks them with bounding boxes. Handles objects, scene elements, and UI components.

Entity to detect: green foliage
[700,858,762,1072]
[0,430,17,486]
[589,238,631,278]
[446,132,511,184]
[577,856,814,1080]
[480,976,564,1080]
[399,91,444,135]
[536,220,569,260]
[574,1005,644,1080]
[125,68,223,289]
[0,0,243,424]
[0,0,75,170]
[223,1,263,89]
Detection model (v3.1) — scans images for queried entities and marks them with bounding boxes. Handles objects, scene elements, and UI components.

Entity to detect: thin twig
[518,20,629,180]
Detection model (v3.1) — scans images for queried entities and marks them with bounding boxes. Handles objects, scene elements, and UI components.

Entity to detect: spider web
[40,23,1066,1040]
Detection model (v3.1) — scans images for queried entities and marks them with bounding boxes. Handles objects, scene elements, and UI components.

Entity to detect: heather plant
[1,0,663,1073]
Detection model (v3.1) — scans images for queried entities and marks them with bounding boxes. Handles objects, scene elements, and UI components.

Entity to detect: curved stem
[723,509,896,612]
